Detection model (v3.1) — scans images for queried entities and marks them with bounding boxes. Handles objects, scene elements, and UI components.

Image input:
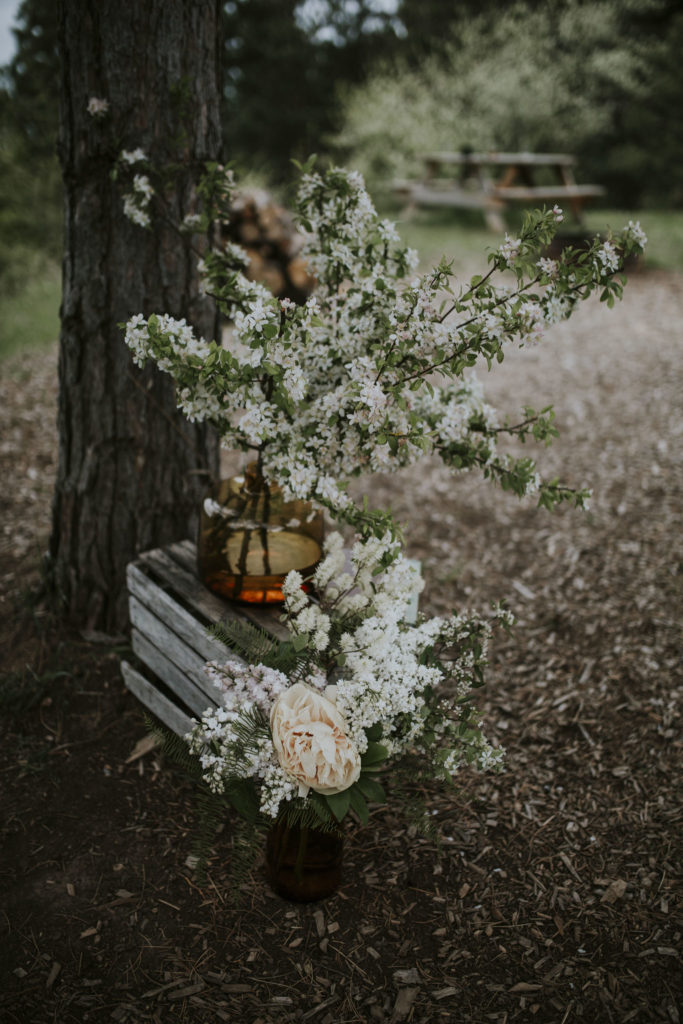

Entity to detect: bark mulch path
[0,269,681,1023]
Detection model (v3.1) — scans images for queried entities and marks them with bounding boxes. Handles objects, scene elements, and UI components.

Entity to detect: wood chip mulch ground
[0,268,681,1023]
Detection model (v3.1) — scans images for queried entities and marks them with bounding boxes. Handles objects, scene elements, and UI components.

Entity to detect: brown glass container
[197,463,323,604]
[265,819,344,902]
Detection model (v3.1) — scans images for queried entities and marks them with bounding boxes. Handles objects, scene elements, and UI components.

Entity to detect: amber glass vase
[197,463,324,604]
[265,820,344,902]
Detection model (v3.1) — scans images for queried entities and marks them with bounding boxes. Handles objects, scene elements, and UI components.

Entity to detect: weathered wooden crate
[121,540,288,737]
[121,540,421,738]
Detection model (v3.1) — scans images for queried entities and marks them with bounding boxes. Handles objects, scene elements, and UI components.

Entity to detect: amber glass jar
[197,463,324,604]
[265,819,344,902]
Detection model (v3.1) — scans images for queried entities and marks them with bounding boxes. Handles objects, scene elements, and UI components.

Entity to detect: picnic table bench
[394,151,605,232]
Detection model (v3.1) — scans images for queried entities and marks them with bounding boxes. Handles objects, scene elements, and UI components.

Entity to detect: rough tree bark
[52,1,222,633]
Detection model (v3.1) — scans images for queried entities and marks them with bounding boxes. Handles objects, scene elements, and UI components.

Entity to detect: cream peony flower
[270,683,361,795]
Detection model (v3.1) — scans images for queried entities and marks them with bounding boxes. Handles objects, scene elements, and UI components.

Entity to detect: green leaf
[225,778,261,822]
[365,722,383,742]
[348,786,369,826]
[361,741,389,767]
[356,776,386,803]
[325,789,351,822]
[308,791,334,825]
[292,633,310,652]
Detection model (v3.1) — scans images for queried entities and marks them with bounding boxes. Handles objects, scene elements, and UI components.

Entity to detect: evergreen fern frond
[404,796,441,850]
[208,614,317,679]
[143,713,203,781]
[260,639,304,675]
[279,795,343,836]
[225,814,270,905]
[390,753,443,852]
[209,617,278,663]
[191,785,232,883]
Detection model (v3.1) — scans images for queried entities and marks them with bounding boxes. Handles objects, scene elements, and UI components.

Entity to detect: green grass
[583,208,683,271]
[381,203,683,275]
[0,260,61,361]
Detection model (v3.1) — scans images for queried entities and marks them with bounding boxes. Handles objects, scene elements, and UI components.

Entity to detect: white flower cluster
[596,241,620,274]
[498,234,522,266]
[624,220,647,248]
[281,531,501,773]
[87,97,109,118]
[123,165,645,524]
[187,660,300,813]
[203,660,290,716]
[119,150,154,229]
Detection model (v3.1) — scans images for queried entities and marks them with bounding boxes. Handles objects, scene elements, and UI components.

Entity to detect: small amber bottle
[197,463,323,604]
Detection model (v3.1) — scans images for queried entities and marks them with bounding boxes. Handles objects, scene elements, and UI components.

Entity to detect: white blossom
[498,234,522,265]
[122,195,150,229]
[120,148,147,165]
[87,97,109,117]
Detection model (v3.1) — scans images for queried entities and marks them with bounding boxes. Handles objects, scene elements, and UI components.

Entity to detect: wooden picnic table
[395,151,605,232]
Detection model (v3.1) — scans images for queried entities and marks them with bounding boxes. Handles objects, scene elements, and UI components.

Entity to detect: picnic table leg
[557,166,585,223]
[484,203,505,233]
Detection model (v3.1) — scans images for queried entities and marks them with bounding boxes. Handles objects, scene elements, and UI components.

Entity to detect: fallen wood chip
[393,968,421,985]
[142,979,190,998]
[600,879,628,904]
[45,961,61,990]
[433,987,458,1000]
[393,987,419,1019]
[168,982,206,1001]
[302,995,339,1020]
[126,733,160,764]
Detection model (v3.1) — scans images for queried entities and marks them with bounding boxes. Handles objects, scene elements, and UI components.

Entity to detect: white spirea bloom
[122,195,150,229]
[624,220,647,248]
[133,174,154,201]
[120,148,147,165]
[499,234,522,265]
[87,97,109,117]
[596,242,619,274]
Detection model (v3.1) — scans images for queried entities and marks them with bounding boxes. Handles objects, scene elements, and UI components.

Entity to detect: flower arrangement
[116,153,645,868]
[187,532,509,829]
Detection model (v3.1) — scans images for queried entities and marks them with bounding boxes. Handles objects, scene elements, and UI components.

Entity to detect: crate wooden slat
[122,541,422,737]
[121,660,195,738]
[123,541,286,735]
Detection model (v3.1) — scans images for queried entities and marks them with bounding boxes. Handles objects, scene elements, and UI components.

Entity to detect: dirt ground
[0,267,681,1023]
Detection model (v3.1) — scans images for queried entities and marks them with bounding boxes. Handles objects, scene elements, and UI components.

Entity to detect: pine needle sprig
[278,794,343,836]
[209,617,278,663]
[143,713,203,782]
[224,813,270,905]
[191,785,232,882]
[208,617,315,680]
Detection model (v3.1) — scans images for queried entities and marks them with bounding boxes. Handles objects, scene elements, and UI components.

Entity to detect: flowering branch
[120,160,646,537]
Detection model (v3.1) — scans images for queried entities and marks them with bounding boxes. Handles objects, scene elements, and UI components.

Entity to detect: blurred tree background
[1,0,682,336]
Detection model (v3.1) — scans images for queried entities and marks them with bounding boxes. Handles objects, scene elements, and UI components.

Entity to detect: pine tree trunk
[51,0,223,632]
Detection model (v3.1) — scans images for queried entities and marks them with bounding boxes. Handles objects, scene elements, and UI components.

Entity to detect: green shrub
[334,0,683,208]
